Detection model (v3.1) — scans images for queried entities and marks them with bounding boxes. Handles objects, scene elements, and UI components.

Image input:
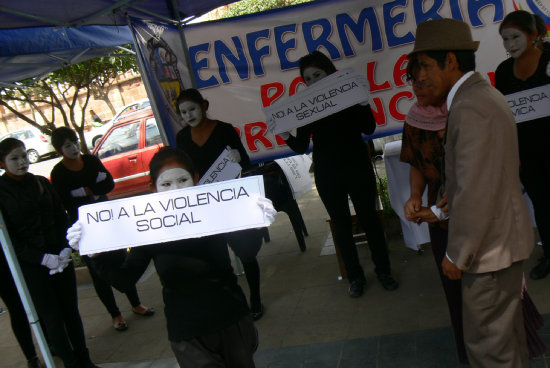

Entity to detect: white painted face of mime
[178,101,203,127]
[61,139,80,160]
[302,67,328,86]
[501,27,529,58]
[156,168,194,192]
[3,146,29,177]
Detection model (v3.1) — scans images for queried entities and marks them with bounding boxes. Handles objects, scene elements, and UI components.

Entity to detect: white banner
[274,155,313,199]
[264,69,370,134]
[78,176,268,255]
[505,84,550,124]
[198,148,242,184]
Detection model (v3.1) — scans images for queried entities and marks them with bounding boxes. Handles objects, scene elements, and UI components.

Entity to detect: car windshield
[97,122,140,159]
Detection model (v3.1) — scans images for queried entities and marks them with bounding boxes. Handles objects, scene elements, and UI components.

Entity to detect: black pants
[0,253,37,361]
[83,253,141,318]
[428,225,468,364]
[315,162,391,281]
[520,159,550,257]
[23,262,89,367]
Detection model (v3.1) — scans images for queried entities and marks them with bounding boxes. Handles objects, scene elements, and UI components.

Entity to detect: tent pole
[0,210,56,368]
[126,15,171,146]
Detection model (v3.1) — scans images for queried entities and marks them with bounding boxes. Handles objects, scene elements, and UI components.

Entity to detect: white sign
[198,148,242,185]
[78,176,268,255]
[505,84,550,124]
[264,69,371,134]
[274,155,313,199]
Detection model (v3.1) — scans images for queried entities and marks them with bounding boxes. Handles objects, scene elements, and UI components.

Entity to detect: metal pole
[0,210,56,368]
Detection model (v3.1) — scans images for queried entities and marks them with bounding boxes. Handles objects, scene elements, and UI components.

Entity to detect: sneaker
[530,257,550,280]
[377,274,399,291]
[348,279,366,298]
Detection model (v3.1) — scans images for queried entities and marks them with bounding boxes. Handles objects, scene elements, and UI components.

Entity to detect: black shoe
[377,274,399,291]
[27,357,44,368]
[251,304,264,321]
[530,257,550,280]
[348,279,366,298]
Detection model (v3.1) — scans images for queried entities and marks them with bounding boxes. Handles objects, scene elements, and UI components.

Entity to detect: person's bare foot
[112,315,128,331]
[132,305,155,316]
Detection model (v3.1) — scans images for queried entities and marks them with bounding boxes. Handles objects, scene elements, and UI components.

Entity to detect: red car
[92,108,164,199]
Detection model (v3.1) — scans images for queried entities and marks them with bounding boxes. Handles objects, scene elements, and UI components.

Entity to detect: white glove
[66,221,83,251]
[278,131,290,140]
[226,146,241,163]
[41,254,62,270]
[256,196,277,225]
[49,248,73,275]
[267,117,290,140]
[70,187,87,198]
[96,171,107,183]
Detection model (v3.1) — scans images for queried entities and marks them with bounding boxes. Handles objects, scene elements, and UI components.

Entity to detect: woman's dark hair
[51,127,78,151]
[175,89,209,113]
[0,138,25,162]
[534,14,547,39]
[499,10,537,35]
[299,51,337,79]
[149,146,196,186]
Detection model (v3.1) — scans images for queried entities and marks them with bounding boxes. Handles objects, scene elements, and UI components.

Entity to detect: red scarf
[405,103,448,131]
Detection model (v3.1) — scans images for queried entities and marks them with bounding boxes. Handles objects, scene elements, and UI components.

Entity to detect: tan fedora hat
[408,18,479,57]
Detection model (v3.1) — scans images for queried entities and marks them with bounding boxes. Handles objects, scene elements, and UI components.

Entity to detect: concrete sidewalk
[2,176,550,367]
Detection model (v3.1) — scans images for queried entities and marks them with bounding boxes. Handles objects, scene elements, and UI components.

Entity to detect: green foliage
[376,176,396,218]
[71,252,86,268]
[222,0,315,18]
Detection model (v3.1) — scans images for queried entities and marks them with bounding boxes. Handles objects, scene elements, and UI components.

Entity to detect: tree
[222,0,314,18]
[0,51,138,154]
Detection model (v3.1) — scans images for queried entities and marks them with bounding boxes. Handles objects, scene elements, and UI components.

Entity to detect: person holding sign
[269,51,398,297]
[0,138,100,368]
[50,127,154,332]
[68,147,272,368]
[495,10,550,280]
[175,88,266,320]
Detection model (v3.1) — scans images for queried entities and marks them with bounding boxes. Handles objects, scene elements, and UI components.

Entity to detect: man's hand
[442,257,462,280]
[436,193,448,217]
[404,196,422,222]
[415,207,440,224]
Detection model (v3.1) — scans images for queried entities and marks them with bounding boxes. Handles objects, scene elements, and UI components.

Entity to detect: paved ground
[2,167,550,367]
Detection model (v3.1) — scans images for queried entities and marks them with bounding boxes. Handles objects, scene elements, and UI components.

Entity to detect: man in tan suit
[407,19,534,367]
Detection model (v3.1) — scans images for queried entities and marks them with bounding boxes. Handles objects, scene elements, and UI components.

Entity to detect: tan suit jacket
[445,72,534,273]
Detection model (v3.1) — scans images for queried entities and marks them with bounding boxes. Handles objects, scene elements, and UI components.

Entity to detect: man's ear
[446,52,459,70]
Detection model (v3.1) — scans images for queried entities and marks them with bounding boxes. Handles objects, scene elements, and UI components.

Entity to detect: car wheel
[92,135,103,148]
[27,149,39,164]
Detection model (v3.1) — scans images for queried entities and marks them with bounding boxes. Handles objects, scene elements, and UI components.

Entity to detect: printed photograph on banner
[78,176,267,255]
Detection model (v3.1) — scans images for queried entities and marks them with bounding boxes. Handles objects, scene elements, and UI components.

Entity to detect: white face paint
[155,168,194,192]
[302,67,328,85]
[2,146,29,177]
[178,101,203,127]
[61,139,80,160]
[501,27,529,58]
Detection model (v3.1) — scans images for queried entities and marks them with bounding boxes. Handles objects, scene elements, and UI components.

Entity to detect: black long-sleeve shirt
[50,154,114,223]
[90,234,249,342]
[176,121,251,178]
[0,174,69,266]
[285,104,376,171]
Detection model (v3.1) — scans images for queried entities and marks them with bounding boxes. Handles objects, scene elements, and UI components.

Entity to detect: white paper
[274,155,313,199]
[198,148,242,185]
[78,176,267,255]
[505,84,550,124]
[263,68,371,134]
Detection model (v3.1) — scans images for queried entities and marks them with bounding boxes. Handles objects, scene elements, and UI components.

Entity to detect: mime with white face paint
[268,51,398,297]
[495,10,550,281]
[175,88,266,321]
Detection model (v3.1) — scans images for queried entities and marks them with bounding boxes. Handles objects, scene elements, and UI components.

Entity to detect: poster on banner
[131,0,539,162]
[78,176,267,255]
[505,84,550,124]
[198,148,242,185]
[274,155,313,199]
[264,69,371,134]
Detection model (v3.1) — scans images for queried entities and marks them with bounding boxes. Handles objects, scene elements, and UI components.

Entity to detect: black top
[176,121,250,178]
[90,234,249,342]
[0,174,69,266]
[494,51,550,159]
[284,104,376,171]
[50,154,115,223]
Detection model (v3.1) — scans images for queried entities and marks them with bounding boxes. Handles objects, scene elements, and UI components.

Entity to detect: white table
[383,140,431,251]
